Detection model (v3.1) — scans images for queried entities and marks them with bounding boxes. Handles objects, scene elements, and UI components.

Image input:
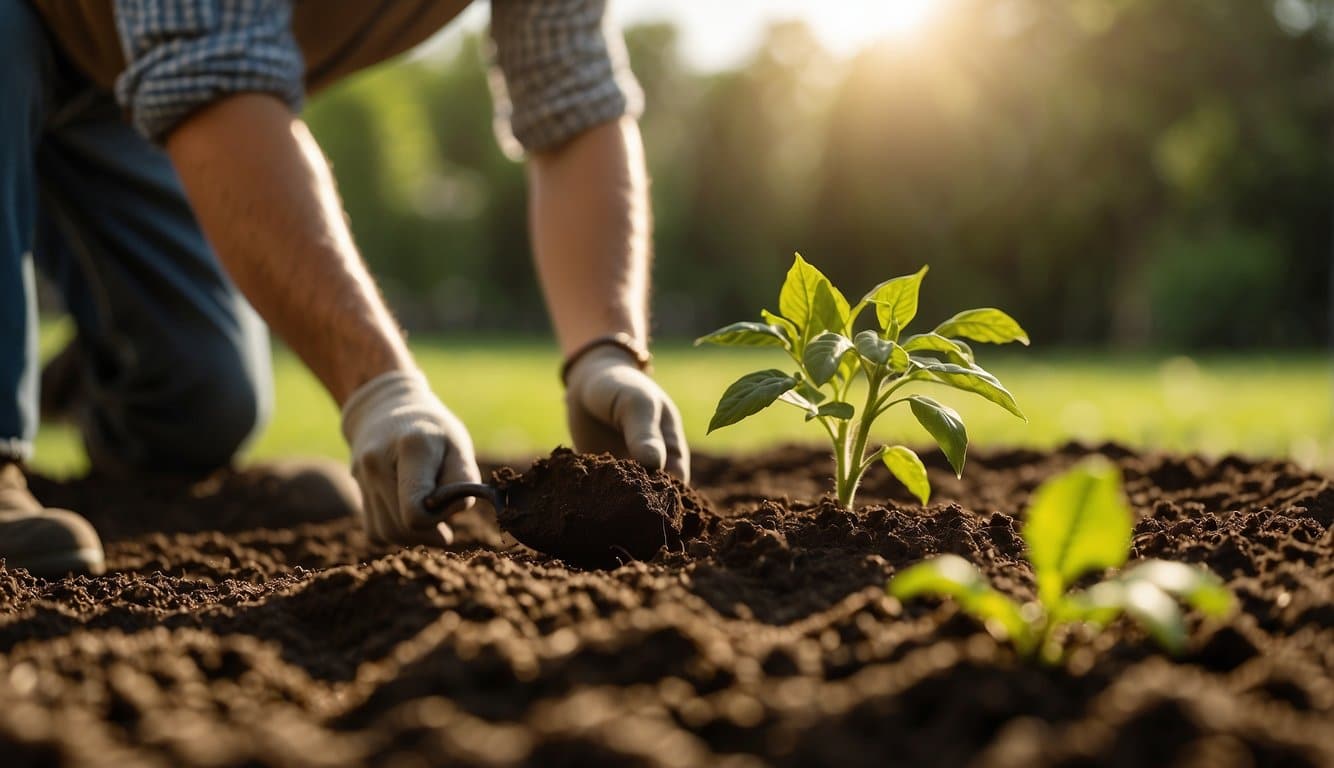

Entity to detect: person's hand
[564,346,690,482]
[341,370,481,545]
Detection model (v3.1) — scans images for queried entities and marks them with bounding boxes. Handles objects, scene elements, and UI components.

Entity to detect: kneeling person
[0,0,688,576]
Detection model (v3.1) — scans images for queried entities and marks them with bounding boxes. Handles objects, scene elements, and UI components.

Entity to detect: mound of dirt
[0,444,1330,767]
[491,448,708,569]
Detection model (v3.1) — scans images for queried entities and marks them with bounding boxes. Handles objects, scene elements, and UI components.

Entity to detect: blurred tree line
[306,0,1333,350]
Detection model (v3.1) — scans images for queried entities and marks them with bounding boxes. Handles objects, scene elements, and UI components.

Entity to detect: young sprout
[889,458,1236,663]
[697,253,1028,509]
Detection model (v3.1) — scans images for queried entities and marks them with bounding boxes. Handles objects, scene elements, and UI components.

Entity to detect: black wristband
[560,332,652,385]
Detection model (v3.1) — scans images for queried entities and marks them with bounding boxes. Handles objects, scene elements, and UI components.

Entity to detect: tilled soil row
[0,444,1330,767]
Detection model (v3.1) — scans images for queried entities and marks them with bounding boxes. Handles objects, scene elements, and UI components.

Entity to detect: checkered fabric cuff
[114,0,305,142]
[489,0,644,154]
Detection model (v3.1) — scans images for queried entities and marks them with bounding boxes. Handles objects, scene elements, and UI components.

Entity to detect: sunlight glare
[607,0,952,71]
[811,0,945,52]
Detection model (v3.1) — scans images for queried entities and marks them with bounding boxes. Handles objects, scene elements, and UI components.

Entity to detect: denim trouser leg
[1,1,273,474]
[0,0,55,461]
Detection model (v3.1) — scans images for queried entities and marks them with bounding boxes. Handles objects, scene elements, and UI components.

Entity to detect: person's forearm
[166,94,413,404]
[528,117,651,356]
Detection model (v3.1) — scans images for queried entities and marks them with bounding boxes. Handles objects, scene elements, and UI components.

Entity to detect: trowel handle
[421,482,502,519]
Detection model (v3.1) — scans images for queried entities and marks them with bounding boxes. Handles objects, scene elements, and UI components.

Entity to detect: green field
[30,328,1334,476]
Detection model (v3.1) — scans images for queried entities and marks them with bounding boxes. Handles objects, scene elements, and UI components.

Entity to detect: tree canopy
[306,0,1333,349]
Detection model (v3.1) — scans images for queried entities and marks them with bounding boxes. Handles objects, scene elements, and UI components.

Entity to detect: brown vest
[29,0,472,95]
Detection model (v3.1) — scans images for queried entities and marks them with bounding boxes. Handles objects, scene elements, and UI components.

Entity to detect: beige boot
[0,461,105,577]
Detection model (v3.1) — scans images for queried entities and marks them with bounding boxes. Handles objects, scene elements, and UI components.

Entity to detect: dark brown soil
[2,444,1331,767]
[491,448,705,569]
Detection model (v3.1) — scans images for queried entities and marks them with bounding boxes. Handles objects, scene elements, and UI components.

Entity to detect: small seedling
[697,254,1028,509]
[889,458,1235,663]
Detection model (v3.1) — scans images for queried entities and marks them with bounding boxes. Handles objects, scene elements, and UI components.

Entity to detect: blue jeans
[1,1,272,474]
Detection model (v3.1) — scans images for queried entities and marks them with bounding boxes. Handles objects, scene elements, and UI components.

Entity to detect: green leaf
[953,338,976,362]
[1122,580,1188,654]
[908,396,968,477]
[854,330,892,365]
[708,370,797,433]
[761,309,800,347]
[779,254,827,341]
[882,445,930,505]
[934,308,1030,346]
[794,380,827,405]
[1120,560,1235,617]
[779,254,848,345]
[860,266,928,338]
[778,253,823,334]
[695,321,789,348]
[888,554,1030,645]
[854,331,910,371]
[890,343,910,371]
[803,332,856,386]
[837,348,861,384]
[1060,561,1234,652]
[811,280,851,338]
[831,288,852,329]
[778,389,819,417]
[1023,458,1134,606]
[817,401,855,420]
[902,332,976,366]
[1060,581,1129,627]
[913,362,1025,420]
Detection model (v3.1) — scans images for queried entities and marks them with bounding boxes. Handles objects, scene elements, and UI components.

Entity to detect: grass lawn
[30,327,1334,476]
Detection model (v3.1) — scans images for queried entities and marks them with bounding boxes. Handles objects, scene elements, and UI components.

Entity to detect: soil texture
[1,443,1331,767]
[491,448,705,569]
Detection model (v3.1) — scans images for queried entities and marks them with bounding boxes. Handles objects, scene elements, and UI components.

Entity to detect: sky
[444,1,950,71]
[614,0,948,69]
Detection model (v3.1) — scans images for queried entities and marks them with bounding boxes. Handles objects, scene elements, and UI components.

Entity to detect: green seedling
[697,254,1028,508]
[889,458,1236,663]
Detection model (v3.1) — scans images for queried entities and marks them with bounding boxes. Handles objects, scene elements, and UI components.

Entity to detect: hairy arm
[167,93,479,542]
[528,116,689,480]
[527,116,651,354]
[166,93,413,404]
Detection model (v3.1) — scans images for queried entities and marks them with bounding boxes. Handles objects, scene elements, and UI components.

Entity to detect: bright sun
[874,0,943,36]
[609,0,950,71]
[808,0,946,53]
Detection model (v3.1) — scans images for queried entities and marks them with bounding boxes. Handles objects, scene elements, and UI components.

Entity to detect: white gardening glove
[564,346,690,483]
[341,370,481,545]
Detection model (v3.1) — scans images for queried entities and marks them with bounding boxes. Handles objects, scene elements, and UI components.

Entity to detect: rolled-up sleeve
[489,0,644,154]
[113,0,304,142]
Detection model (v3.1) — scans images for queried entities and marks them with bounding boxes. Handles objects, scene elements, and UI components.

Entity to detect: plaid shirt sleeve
[113,0,304,142]
[489,0,644,154]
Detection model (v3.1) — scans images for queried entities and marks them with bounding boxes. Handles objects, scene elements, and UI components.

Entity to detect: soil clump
[491,448,708,568]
